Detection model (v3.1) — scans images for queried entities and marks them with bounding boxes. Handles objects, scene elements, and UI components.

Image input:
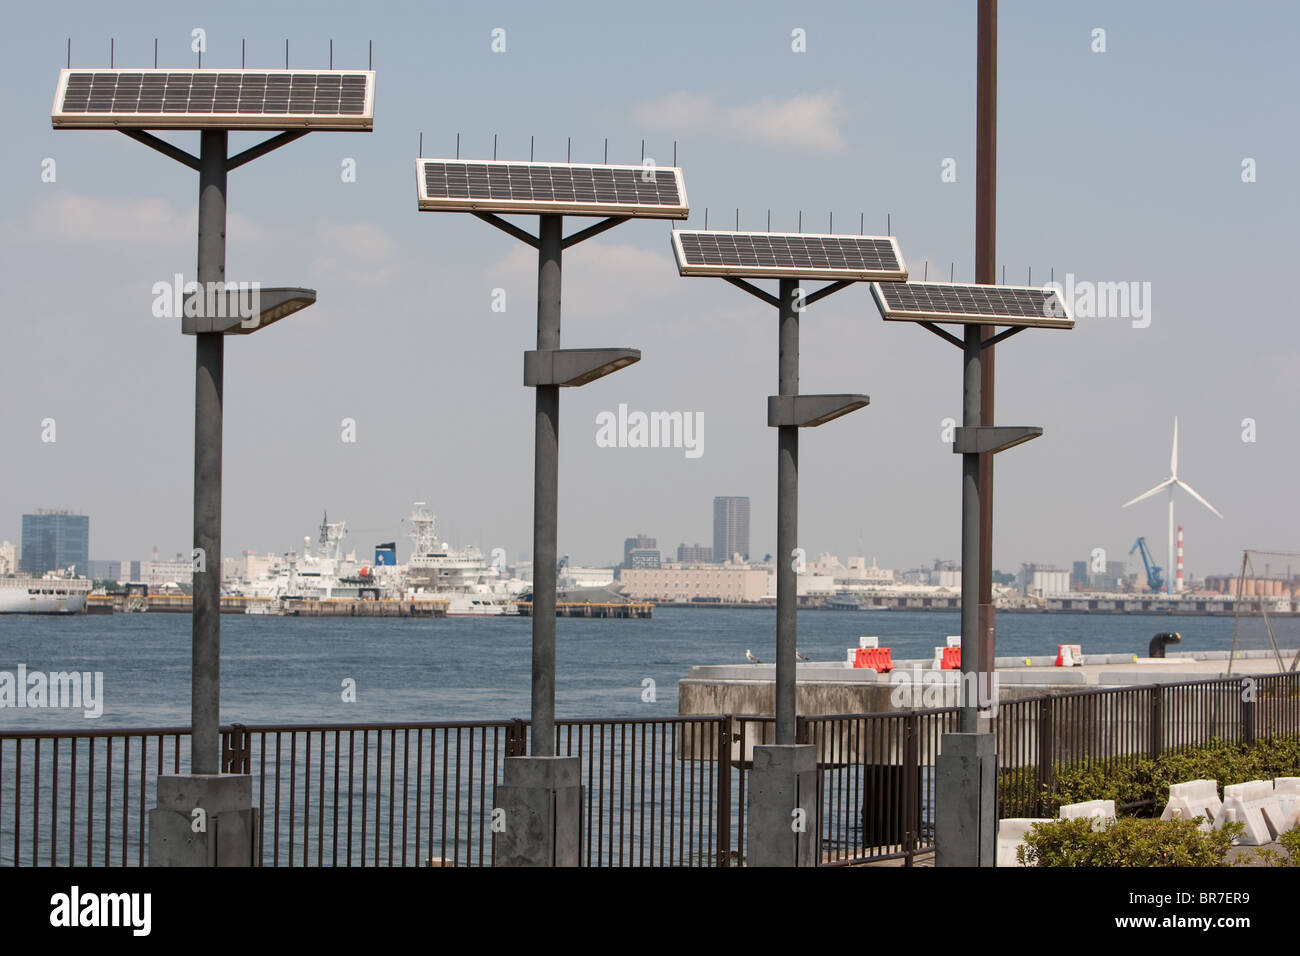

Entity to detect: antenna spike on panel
[767,209,771,232]
[641,138,644,162]
[887,213,891,235]
[530,135,534,161]
[330,39,333,69]
[369,40,373,70]
[735,208,739,230]
[419,132,423,158]
[704,207,708,229]
[604,138,608,163]
[673,141,677,166]
[493,134,497,160]
[110,38,114,69]
[456,133,460,159]
[798,211,802,233]
[240,39,244,69]
[829,212,833,234]
[67,38,71,70]
[1028,266,1032,285]
[950,262,955,282]
[567,137,571,162]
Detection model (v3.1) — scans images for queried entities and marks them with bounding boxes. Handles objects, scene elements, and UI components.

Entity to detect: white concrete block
[1214,780,1286,845]
[1274,778,1300,826]
[1161,779,1220,832]
[996,818,1051,867]
[1059,799,1116,829]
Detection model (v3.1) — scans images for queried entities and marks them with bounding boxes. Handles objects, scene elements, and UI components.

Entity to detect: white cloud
[308,220,401,289]
[0,192,269,249]
[631,91,847,154]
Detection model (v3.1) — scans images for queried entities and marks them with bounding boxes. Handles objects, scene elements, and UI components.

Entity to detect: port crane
[1129,537,1165,592]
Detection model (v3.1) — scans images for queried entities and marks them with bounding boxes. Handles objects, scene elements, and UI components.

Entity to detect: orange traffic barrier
[853,647,894,672]
[940,646,961,670]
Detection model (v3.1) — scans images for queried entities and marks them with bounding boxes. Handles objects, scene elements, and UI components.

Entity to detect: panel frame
[870,280,1074,329]
[416,158,689,219]
[51,68,376,131]
[671,229,907,281]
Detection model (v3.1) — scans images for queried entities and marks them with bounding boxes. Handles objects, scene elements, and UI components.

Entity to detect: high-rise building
[21,510,89,576]
[0,540,17,576]
[676,543,713,564]
[627,548,661,569]
[712,497,750,564]
[623,534,656,568]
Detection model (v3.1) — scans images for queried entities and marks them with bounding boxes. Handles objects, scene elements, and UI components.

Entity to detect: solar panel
[416,159,689,218]
[672,230,906,280]
[51,69,375,130]
[870,281,1074,329]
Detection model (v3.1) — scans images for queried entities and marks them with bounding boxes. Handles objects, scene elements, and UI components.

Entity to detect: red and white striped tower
[1176,524,1184,592]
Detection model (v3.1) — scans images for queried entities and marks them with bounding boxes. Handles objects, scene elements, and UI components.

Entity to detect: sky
[1,1,1297,578]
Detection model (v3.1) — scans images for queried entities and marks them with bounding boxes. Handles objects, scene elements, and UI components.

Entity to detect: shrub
[1016,817,1238,867]
[998,733,1300,817]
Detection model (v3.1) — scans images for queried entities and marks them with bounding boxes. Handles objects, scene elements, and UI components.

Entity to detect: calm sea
[0,607,1294,729]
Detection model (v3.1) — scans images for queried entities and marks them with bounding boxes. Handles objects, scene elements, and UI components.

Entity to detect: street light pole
[775,278,799,745]
[192,129,227,775]
[531,214,562,757]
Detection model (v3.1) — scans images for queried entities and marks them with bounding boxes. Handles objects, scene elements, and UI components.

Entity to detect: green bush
[1016,817,1238,867]
[1280,827,1300,865]
[998,733,1300,817]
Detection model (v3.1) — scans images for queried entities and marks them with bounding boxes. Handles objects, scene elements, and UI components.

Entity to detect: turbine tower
[1123,418,1223,592]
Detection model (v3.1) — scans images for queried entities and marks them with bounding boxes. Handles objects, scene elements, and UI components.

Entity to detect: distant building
[86,559,123,581]
[21,510,89,576]
[676,543,713,564]
[623,534,656,568]
[713,496,750,564]
[627,548,661,570]
[621,566,768,603]
[1072,560,1089,590]
[0,540,16,576]
[139,556,194,589]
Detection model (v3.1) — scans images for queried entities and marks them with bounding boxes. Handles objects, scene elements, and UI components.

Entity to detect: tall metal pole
[775,279,799,745]
[960,326,982,733]
[531,214,562,757]
[192,129,227,775]
[975,0,998,679]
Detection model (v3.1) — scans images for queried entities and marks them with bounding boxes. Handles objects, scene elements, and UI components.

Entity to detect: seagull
[795,649,809,661]
[745,649,761,663]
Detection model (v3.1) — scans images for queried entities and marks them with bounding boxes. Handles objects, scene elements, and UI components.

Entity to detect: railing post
[1036,697,1054,817]
[716,716,732,867]
[1149,685,1163,760]
[1241,686,1257,748]
[903,713,919,865]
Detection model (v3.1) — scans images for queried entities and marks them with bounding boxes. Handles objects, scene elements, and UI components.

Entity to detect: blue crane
[1129,537,1165,592]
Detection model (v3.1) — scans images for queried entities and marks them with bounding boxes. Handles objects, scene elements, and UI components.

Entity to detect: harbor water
[1,608,1293,729]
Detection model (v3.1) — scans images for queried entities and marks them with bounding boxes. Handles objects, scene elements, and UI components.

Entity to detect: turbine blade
[1175,479,1224,519]
[1123,478,1175,508]
[1170,417,1179,478]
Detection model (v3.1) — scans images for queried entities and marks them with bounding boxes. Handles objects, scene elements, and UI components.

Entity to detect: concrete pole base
[148,774,256,866]
[935,732,997,867]
[495,755,583,867]
[746,744,819,867]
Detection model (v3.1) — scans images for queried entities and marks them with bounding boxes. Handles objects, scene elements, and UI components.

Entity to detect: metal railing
[2,672,1296,866]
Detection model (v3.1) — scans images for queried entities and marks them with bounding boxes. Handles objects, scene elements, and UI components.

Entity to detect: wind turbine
[1123,418,1223,592]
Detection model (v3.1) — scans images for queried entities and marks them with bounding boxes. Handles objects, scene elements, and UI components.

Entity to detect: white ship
[240,513,377,602]
[0,568,91,614]
[403,502,523,616]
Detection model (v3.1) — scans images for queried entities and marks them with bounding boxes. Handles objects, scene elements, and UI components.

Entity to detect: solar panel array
[672,230,906,280]
[417,160,689,218]
[871,281,1073,328]
[52,69,374,129]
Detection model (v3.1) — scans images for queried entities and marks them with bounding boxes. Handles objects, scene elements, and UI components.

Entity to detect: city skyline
[2,3,1295,585]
